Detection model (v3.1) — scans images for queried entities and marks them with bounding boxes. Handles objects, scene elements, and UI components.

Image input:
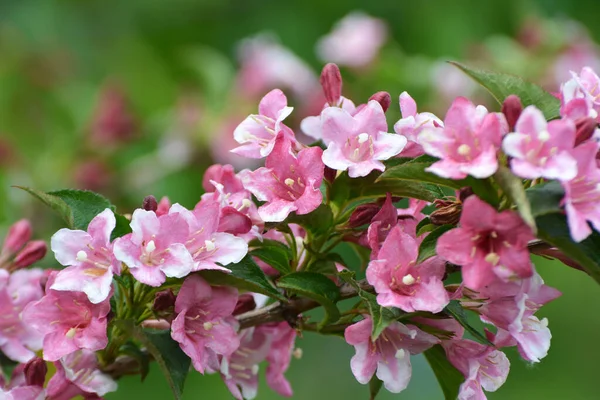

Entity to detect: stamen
[66,327,77,339]
[484,252,500,266]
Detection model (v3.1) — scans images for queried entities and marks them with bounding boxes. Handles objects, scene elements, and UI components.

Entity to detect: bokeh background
[1,0,599,399]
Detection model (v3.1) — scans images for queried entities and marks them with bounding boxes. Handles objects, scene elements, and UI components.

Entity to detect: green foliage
[493,166,536,232]
[249,239,293,274]
[369,376,384,400]
[416,224,453,264]
[287,204,334,237]
[444,301,493,346]
[424,345,464,400]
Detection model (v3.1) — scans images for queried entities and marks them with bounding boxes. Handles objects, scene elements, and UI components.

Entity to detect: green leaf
[424,345,464,400]
[444,301,493,346]
[417,224,453,264]
[369,376,384,400]
[306,252,346,275]
[199,256,286,301]
[120,341,150,381]
[112,213,133,241]
[287,204,334,237]
[493,166,536,233]
[525,181,564,217]
[450,62,560,120]
[277,271,341,329]
[249,239,293,274]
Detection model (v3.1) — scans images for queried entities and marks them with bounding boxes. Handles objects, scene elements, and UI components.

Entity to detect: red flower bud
[24,357,47,387]
[142,195,158,212]
[320,63,343,106]
[348,204,381,228]
[574,117,598,146]
[153,289,176,313]
[2,219,32,254]
[502,95,523,131]
[233,294,257,315]
[13,240,47,269]
[324,166,337,183]
[369,91,391,112]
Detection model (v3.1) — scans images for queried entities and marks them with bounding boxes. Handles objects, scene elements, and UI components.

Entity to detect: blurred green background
[1,0,600,399]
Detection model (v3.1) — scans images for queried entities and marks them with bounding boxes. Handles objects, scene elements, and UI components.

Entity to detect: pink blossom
[2,219,32,255]
[22,272,110,361]
[561,141,600,242]
[344,317,438,393]
[239,134,324,222]
[503,106,577,181]
[316,12,387,68]
[50,209,120,304]
[0,269,44,362]
[113,208,195,287]
[394,92,444,158]
[563,67,600,121]
[231,89,296,159]
[360,193,398,257]
[367,225,449,313]
[321,100,407,177]
[436,196,534,290]
[171,275,239,374]
[300,96,358,142]
[46,350,117,400]
[418,97,508,179]
[0,386,45,400]
[203,164,245,194]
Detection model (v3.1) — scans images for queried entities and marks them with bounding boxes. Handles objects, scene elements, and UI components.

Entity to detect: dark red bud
[13,240,47,269]
[574,117,598,146]
[153,289,176,313]
[142,195,158,212]
[233,294,257,315]
[24,357,47,387]
[369,91,391,112]
[348,204,381,228]
[502,95,523,131]
[320,63,343,106]
[324,166,337,183]
[3,219,32,254]
[458,187,474,202]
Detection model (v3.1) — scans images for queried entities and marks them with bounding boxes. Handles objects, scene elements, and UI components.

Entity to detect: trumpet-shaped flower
[394,92,444,158]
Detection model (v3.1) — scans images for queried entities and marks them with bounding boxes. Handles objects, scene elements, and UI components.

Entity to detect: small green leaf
[445,301,493,346]
[199,256,285,301]
[417,225,453,264]
[424,345,464,400]
[369,376,384,400]
[525,181,564,217]
[249,239,293,274]
[112,213,133,241]
[493,166,536,233]
[450,62,560,120]
[306,252,346,275]
[287,204,334,237]
[277,271,341,329]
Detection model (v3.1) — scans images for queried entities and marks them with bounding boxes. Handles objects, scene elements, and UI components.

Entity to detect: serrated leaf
[450,62,560,120]
[493,166,536,233]
[277,271,341,329]
[424,345,464,400]
[249,239,293,274]
[445,301,493,346]
[369,375,384,400]
[417,224,453,264]
[525,181,564,217]
[199,256,286,301]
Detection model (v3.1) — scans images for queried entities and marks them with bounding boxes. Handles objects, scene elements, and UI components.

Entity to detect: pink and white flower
[321,100,407,177]
[50,209,120,304]
[240,134,324,222]
[562,67,600,122]
[418,97,508,179]
[367,225,449,313]
[394,92,444,158]
[436,196,534,290]
[171,275,239,374]
[344,317,439,393]
[503,105,577,181]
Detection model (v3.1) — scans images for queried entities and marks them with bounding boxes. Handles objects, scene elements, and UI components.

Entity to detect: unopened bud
[458,187,474,202]
[153,289,176,314]
[574,117,598,146]
[24,357,47,387]
[324,166,337,183]
[502,95,523,131]
[142,195,158,212]
[369,91,391,112]
[3,220,32,254]
[429,203,462,226]
[320,63,343,106]
[13,241,47,269]
[348,204,381,228]
[233,294,257,315]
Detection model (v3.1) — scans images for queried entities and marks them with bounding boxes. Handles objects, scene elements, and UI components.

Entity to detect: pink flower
[300,96,358,142]
[231,89,296,159]
[394,92,444,158]
[563,67,600,121]
[240,134,324,222]
[202,164,246,194]
[264,322,297,397]
[366,225,449,313]
[0,269,44,362]
[436,196,534,290]
[50,209,120,304]
[418,97,508,179]
[321,100,407,177]
[46,350,117,400]
[344,317,438,393]
[22,272,110,361]
[503,106,577,180]
[113,207,195,287]
[561,141,600,242]
[171,275,239,374]
[316,12,387,68]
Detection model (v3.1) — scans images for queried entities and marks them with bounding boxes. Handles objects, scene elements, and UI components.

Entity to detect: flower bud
[502,95,523,131]
[142,195,158,212]
[153,289,176,314]
[369,91,391,112]
[320,63,343,106]
[233,294,257,315]
[574,117,598,146]
[324,166,337,183]
[24,357,47,387]
[156,196,171,217]
[429,202,462,226]
[348,203,381,228]
[2,219,32,254]
[13,240,47,269]
[458,187,474,202]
